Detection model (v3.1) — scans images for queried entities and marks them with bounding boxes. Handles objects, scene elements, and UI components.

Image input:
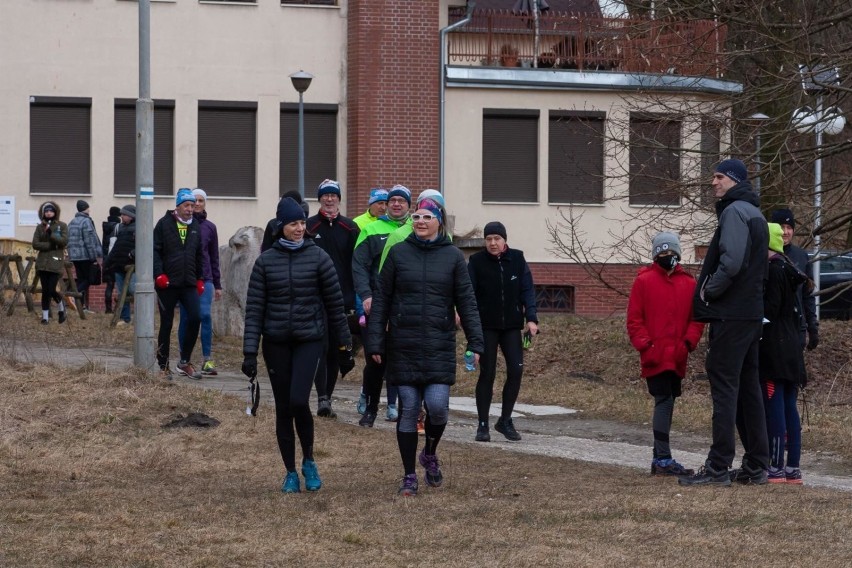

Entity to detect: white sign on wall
[19,210,41,226]
[0,196,14,238]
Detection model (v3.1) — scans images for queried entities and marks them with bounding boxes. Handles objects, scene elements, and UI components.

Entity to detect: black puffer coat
[366,233,484,386]
[104,220,136,276]
[153,209,202,287]
[759,254,807,384]
[243,239,352,356]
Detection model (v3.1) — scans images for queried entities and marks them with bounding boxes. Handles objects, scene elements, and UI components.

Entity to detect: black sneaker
[358,411,377,428]
[317,396,336,418]
[678,463,731,487]
[58,311,66,324]
[729,463,768,485]
[40,318,49,325]
[475,423,490,442]
[495,417,521,441]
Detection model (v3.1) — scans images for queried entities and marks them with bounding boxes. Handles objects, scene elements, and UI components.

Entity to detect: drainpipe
[439,1,475,195]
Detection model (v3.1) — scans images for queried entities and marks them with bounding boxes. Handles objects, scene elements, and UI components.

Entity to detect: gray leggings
[397,384,450,433]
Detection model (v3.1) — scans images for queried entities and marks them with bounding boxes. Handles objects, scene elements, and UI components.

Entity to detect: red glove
[155,274,170,290]
[196,280,205,296]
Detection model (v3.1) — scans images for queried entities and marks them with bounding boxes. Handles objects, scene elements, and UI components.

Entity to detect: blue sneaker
[386,403,399,422]
[357,392,367,415]
[301,459,322,492]
[281,471,301,493]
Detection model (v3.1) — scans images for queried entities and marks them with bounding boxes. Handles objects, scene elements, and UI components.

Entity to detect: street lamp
[748,113,770,196]
[792,65,845,320]
[290,70,314,199]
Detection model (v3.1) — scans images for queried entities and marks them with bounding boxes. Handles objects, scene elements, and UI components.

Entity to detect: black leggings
[475,328,524,423]
[38,270,63,311]
[263,338,324,472]
[156,286,200,368]
[73,259,93,307]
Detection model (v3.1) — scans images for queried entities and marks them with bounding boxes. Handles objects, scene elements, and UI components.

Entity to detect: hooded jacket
[153,209,202,287]
[366,233,484,386]
[32,201,68,274]
[627,262,705,378]
[467,246,538,330]
[194,210,222,289]
[243,239,352,355]
[693,182,768,321]
[760,254,808,384]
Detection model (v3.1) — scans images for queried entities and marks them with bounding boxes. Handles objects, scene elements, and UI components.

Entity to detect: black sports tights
[262,338,324,472]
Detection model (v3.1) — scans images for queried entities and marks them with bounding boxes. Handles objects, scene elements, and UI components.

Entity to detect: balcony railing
[447,9,728,77]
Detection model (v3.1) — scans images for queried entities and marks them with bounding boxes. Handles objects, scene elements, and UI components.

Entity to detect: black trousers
[156,285,200,368]
[314,317,341,399]
[73,259,93,308]
[262,338,324,471]
[705,320,769,470]
[475,328,524,423]
[38,270,63,311]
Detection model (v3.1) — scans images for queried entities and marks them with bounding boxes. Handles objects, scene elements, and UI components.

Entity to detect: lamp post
[290,70,313,199]
[748,112,770,196]
[792,65,845,320]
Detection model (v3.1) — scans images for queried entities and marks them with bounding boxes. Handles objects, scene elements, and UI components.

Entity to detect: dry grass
[1,357,851,567]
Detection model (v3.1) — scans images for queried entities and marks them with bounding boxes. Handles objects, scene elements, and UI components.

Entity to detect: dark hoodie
[693,182,769,321]
[32,201,68,274]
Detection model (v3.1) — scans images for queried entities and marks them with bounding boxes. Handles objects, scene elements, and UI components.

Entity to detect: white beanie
[192,188,208,200]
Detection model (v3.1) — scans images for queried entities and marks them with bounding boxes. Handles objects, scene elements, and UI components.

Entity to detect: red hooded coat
[626,263,705,379]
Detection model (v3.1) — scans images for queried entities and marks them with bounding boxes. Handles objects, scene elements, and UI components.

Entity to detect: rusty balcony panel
[447,8,728,78]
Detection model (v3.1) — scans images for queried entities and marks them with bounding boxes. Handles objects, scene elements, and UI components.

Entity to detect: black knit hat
[276,197,306,229]
[484,221,507,240]
[76,199,89,212]
[770,208,795,229]
[109,206,121,217]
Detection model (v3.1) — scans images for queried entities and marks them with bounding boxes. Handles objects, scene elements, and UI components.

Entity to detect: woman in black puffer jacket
[242,198,353,494]
[366,198,483,497]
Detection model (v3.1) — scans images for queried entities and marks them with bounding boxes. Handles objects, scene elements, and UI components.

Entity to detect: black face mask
[655,255,678,271]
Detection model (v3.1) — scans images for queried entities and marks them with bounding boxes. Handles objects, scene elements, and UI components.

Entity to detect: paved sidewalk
[6,341,851,491]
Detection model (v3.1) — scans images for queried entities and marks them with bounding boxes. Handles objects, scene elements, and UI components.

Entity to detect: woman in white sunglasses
[366,198,484,497]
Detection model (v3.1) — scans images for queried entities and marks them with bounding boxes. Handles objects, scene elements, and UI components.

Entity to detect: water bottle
[464,350,476,372]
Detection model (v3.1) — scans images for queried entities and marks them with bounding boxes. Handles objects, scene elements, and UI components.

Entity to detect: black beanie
[770,208,795,229]
[484,221,507,240]
[76,199,89,212]
[109,206,121,217]
[276,197,306,230]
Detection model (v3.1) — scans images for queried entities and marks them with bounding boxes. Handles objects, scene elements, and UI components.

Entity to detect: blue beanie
[416,189,445,209]
[317,179,341,199]
[388,184,411,206]
[368,188,389,205]
[276,197,306,229]
[176,188,195,206]
[715,159,747,184]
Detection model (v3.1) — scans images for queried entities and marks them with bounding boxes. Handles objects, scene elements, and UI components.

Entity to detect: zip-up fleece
[467,246,538,330]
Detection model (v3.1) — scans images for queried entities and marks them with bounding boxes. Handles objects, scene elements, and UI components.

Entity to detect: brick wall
[346,0,441,214]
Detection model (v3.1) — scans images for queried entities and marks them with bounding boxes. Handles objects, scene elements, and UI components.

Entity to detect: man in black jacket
[306,179,360,418]
[681,159,770,487]
[769,208,818,350]
[104,205,136,325]
[153,189,203,380]
[102,206,121,313]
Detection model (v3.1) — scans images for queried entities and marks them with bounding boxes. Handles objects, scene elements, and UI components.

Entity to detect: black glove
[338,345,355,377]
[806,329,819,351]
[241,354,257,378]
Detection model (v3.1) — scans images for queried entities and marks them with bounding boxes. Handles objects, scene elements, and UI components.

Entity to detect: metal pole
[135,0,156,370]
[813,95,823,320]
[533,1,540,68]
[298,91,305,199]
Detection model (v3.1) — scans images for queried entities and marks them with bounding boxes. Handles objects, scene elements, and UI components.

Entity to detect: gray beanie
[120,204,136,219]
[651,232,682,260]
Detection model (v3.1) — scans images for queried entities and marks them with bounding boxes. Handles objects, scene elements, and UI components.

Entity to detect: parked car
[812,253,852,320]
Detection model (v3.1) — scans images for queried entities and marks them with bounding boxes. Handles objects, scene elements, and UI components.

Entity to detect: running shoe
[785,468,803,485]
[767,467,786,484]
[301,460,322,492]
[201,360,218,376]
[176,360,202,380]
[359,411,377,428]
[475,423,490,442]
[282,471,301,493]
[651,458,694,477]
[386,403,399,422]
[398,474,418,497]
[317,396,335,418]
[418,450,443,488]
[495,417,522,441]
[678,463,732,487]
[356,392,367,415]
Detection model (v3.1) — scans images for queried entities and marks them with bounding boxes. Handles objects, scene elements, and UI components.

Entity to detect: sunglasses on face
[411,213,436,222]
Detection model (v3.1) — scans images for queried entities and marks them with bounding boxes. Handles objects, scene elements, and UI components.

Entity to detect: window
[534,285,575,313]
[30,96,91,195]
[279,104,338,196]
[482,110,538,202]
[629,114,681,206]
[548,111,605,204]
[114,99,175,196]
[281,0,337,5]
[198,101,257,198]
[700,119,721,205]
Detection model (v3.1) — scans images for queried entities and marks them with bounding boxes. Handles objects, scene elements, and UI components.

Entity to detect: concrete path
[5,341,851,492]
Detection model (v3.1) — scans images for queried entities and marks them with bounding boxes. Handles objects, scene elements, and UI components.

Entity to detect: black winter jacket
[693,182,768,321]
[468,247,538,330]
[366,234,484,386]
[759,255,807,384]
[102,215,120,258]
[306,212,360,312]
[784,243,817,338]
[153,210,202,287]
[104,221,136,276]
[243,239,352,356]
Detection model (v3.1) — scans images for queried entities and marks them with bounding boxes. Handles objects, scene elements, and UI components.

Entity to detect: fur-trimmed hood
[38,201,61,221]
